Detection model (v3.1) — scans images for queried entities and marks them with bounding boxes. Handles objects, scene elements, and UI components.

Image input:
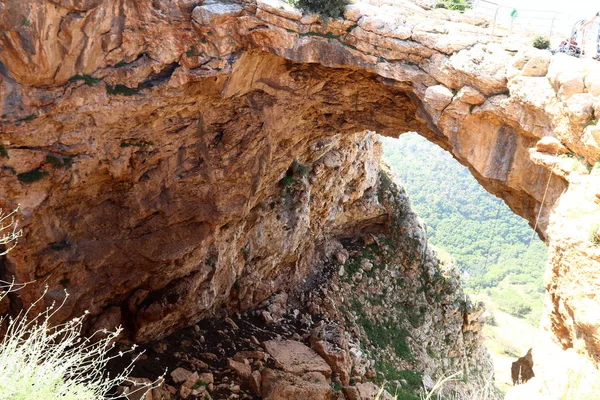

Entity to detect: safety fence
[434,0,586,42]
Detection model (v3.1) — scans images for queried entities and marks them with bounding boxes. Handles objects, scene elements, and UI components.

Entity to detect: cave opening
[380,132,547,391]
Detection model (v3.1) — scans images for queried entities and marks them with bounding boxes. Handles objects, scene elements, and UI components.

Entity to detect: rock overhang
[0,0,600,364]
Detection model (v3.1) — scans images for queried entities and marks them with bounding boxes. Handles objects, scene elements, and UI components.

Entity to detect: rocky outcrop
[109,175,492,399]
[1,0,600,365]
[511,349,534,385]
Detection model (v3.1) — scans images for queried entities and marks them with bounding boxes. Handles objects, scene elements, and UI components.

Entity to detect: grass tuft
[17,169,48,183]
[69,75,102,86]
[106,84,139,96]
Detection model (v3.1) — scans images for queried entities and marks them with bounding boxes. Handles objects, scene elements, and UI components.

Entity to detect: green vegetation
[294,0,350,19]
[46,154,73,169]
[382,134,546,323]
[352,296,412,360]
[0,146,8,159]
[532,35,550,50]
[21,114,37,122]
[377,363,422,400]
[279,159,310,187]
[279,175,295,187]
[434,0,472,12]
[106,84,139,96]
[17,169,48,183]
[120,140,153,148]
[491,287,532,318]
[192,381,208,390]
[0,214,160,399]
[69,75,101,86]
[185,46,196,57]
[343,241,414,364]
[590,223,600,245]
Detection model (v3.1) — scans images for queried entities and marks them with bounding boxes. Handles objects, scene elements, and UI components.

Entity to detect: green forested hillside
[381,133,547,324]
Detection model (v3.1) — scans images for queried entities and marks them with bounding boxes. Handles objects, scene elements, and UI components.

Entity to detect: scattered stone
[200,352,218,361]
[357,382,394,400]
[249,370,262,396]
[335,249,349,264]
[422,374,435,390]
[261,311,274,323]
[225,317,239,330]
[179,385,192,399]
[228,358,252,379]
[121,377,153,400]
[343,386,361,400]
[360,259,373,271]
[165,385,177,395]
[151,386,171,400]
[198,372,214,385]
[263,340,332,377]
[310,323,352,385]
[153,342,168,354]
[234,350,269,362]
[331,390,345,400]
[261,368,331,399]
[170,367,193,384]
[189,357,210,370]
[182,372,199,389]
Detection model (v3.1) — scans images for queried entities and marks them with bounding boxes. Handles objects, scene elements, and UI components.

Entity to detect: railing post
[491,6,500,37]
[549,12,560,39]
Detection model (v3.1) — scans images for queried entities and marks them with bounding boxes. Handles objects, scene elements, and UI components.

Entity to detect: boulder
[261,368,331,400]
[356,382,394,399]
[228,358,252,380]
[310,323,353,385]
[263,340,332,377]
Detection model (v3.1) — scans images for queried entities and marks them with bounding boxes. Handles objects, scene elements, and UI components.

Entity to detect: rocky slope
[110,171,491,400]
[1,0,600,366]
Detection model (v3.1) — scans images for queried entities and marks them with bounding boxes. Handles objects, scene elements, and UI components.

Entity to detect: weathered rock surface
[0,0,599,366]
[261,369,330,400]
[263,339,332,377]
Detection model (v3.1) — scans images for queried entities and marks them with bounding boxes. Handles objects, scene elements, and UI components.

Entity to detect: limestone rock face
[0,0,600,365]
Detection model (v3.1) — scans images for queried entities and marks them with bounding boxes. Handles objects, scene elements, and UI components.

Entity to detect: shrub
[295,0,350,19]
[0,208,21,255]
[17,169,48,183]
[0,288,157,400]
[532,36,550,50]
[434,0,472,12]
[106,84,139,96]
[491,287,532,318]
[69,75,101,86]
[0,209,161,399]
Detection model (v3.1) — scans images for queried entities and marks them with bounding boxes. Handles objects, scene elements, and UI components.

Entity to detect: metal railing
[434,0,585,41]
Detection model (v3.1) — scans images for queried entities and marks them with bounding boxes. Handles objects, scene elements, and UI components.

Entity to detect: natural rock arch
[1,0,600,363]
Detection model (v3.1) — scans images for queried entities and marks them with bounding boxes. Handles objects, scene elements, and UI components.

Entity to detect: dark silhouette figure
[511,348,535,385]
